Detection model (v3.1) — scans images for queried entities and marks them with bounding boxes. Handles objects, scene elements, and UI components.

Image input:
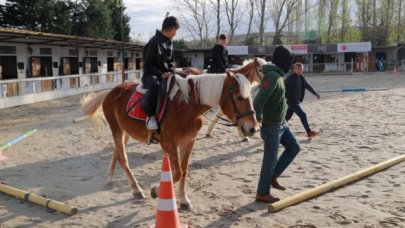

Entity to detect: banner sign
[227,46,249,55]
[337,42,371,53]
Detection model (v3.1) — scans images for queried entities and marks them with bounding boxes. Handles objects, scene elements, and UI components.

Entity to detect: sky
[124,0,177,42]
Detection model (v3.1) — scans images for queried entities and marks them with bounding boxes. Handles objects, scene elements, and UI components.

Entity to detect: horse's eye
[237,96,243,101]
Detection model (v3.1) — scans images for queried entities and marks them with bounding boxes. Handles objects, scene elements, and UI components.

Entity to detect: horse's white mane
[240,57,267,68]
[169,73,251,107]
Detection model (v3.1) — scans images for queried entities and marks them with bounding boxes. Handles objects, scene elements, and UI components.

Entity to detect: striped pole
[151,153,187,228]
[0,129,38,152]
[0,183,78,215]
[319,88,389,93]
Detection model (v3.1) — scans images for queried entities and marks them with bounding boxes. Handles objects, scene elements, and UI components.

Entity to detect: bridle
[225,83,256,127]
[254,63,264,82]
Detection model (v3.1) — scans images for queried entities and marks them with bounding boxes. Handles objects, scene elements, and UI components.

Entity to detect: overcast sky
[124,1,177,42]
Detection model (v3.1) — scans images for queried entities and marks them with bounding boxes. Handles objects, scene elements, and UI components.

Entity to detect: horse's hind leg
[178,139,196,210]
[107,121,145,198]
[206,110,222,137]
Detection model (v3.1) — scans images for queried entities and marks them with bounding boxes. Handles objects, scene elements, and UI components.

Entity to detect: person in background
[141,16,179,130]
[254,46,300,203]
[284,62,320,138]
[209,34,229,73]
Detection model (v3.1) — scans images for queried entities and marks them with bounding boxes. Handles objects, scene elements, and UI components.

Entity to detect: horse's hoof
[241,137,250,142]
[151,187,158,198]
[205,134,212,138]
[133,189,146,199]
[179,203,193,211]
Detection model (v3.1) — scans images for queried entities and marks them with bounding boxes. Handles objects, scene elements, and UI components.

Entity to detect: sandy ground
[0,72,404,227]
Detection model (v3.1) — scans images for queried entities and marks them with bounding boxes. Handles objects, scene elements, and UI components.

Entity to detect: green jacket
[253,64,286,125]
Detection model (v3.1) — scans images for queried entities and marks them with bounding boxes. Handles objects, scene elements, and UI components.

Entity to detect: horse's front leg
[206,109,222,137]
[178,139,196,210]
[151,145,182,198]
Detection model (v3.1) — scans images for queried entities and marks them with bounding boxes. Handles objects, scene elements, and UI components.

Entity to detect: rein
[202,113,237,127]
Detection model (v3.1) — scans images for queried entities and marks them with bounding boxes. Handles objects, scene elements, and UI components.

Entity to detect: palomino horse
[81,71,259,209]
[206,57,267,139]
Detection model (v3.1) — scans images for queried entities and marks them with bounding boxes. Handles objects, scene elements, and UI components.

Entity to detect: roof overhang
[0,27,144,52]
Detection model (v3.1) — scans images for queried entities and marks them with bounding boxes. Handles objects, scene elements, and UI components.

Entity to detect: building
[183,42,404,73]
[0,28,144,108]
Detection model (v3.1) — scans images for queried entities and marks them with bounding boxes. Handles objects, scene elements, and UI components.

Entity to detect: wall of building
[0,42,141,96]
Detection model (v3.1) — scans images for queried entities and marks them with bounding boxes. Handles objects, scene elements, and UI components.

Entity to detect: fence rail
[0,70,141,109]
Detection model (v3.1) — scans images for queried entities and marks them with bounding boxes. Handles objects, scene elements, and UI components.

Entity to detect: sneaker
[146,116,158,130]
[307,131,318,138]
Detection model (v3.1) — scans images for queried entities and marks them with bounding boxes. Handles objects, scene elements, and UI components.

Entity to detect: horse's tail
[81,90,110,128]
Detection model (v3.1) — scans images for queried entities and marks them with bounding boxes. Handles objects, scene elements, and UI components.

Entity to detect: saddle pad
[127,91,167,122]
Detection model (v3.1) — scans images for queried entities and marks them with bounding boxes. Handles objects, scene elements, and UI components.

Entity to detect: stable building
[0,28,144,108]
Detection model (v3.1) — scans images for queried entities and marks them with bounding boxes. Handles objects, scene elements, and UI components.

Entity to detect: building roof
[0,27,144,52]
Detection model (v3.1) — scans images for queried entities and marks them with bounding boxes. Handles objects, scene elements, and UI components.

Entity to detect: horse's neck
[170,74,225,107]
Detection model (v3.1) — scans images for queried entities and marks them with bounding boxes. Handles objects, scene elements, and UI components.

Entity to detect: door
[62,57,79,88]
[375,52,386,71]
[0,56,18,96]
[31,56,53,92]
[84,57,98,85]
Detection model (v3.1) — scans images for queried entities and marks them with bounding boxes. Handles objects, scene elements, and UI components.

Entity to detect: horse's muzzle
[249,127,258,135]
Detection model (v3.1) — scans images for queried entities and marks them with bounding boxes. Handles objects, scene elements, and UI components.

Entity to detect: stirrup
[147,131,159,145]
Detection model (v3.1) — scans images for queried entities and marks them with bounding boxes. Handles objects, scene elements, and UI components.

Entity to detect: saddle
[127,75,174,121]
[126,76,174,144]
[126,86,167,122]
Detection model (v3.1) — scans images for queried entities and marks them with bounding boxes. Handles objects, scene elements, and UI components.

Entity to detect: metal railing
[0,70,141,109]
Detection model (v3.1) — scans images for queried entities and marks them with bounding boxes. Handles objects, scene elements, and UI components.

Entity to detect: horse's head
[220,72,259,137]
[235,57,267,86]
[252,57,267,83]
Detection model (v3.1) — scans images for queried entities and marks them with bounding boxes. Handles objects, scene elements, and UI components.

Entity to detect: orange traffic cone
[151,153,187,228]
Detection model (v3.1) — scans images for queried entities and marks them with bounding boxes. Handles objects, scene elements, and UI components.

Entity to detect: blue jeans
[257,122,300,195]
[286,100,311,133]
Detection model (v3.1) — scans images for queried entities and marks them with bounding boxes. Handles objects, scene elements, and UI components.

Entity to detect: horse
[81,71,259,210]
[205,57,267,140]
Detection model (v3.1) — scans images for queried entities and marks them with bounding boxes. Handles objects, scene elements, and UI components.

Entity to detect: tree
[73,0,114,40]
[0,0,52,31]
[325,0,339,43]
[245,0,256,44]
[270,0,299,45]
[105,0,131,41]
[340,0,350,41]
[255,0,268,45]
[224,0,244,44]
[173,38,189,49]
[209,0,221,40]
[174,0,211,47]
[49,1,75,35]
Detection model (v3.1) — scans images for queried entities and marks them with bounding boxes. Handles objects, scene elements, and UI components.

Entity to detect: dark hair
[272,46,295,73]
[162,16,179,31]
[219,34,227,40]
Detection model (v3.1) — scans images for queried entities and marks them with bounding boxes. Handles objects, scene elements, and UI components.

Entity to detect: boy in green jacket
[254,46,300,203]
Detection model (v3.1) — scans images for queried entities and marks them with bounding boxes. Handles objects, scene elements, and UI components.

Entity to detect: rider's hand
[161,72,170,79]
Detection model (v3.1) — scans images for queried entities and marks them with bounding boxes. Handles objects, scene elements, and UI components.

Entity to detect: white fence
[0,70,141,109]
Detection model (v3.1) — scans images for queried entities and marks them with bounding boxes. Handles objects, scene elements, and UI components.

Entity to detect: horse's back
[103,82,138,114]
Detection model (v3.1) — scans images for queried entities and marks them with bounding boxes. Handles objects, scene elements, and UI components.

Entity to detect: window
[69,49,78,56]
[40,48,52,55]
[0,46,16,54]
